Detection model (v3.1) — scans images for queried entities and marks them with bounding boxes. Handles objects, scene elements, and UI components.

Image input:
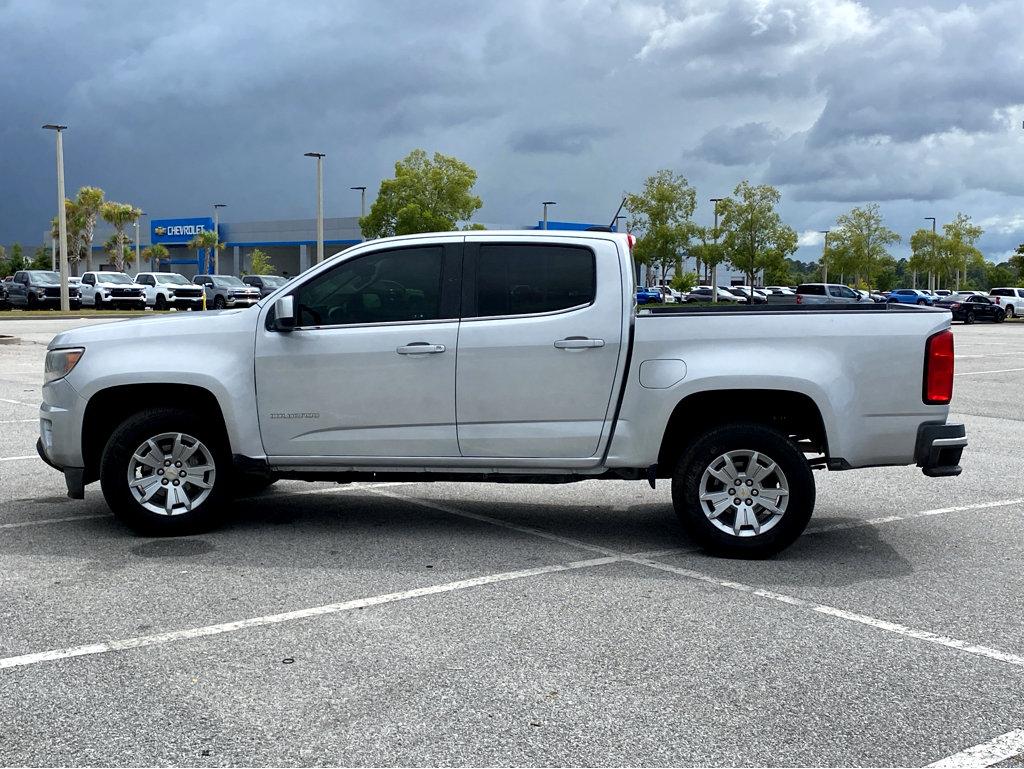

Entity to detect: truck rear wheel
[671,422,815,558]
[100,407,230,535]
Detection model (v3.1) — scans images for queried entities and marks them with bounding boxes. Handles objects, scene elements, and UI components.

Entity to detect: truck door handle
[396,342,446,355]
[554,337,605,349]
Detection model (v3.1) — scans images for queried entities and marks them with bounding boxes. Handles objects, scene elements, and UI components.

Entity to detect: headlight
[44,348,85,384]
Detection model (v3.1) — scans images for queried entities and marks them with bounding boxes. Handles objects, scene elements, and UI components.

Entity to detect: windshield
[97,273,133,285]
[259,276,287,288]
[214,276,245,287]
[156,274,190,285]
[27,271,60,285]
[948,293,975,301]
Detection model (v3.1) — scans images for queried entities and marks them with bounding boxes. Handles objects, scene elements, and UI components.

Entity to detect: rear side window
[991,289,1011,297]
[474,244,595,317]
[796,284,825,295]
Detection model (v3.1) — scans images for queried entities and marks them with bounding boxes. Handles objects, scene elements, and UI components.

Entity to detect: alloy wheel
[127,432,217,515]
[698,450,790,538]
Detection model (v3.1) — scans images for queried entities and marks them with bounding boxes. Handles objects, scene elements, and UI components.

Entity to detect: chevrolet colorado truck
[37,231,966,557]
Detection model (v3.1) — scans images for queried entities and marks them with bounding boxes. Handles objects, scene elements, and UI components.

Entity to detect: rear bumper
[915,422,966,477]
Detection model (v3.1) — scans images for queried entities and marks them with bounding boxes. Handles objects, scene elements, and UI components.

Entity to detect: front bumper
[915,422,967,477]
[39,376,89,497]
[226,297,259,306]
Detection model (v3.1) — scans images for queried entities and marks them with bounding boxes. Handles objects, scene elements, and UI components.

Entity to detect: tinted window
[474,244,595,318]
[295,246,444,326]
[796,284,826,295]
[991,289,1011,296]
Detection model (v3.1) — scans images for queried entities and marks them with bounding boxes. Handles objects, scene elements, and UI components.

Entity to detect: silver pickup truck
[37,231,965,556]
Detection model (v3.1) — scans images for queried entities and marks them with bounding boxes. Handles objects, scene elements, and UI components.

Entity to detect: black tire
[27,293,37,310]
[155,295,167,311]
[965,311,975,324]
[671,422,815,558]
[916,299,926,305]
[94,296,104,310]
[100,407,231,535]
[1006,305,1015,319]
[213,295,226,310]
[994,310,1005,323]
[70,301,81,311]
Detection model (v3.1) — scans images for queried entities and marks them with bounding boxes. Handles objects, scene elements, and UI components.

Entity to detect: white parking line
[0,397,36,407]
[0,418,36,424]
[373,489,1024,671]
[0,514,108,530]
[0,552,637,671]
[809,498,1024,534]
[0,455,37,463]
[956,367,1024,377]
[926,729,1024,768]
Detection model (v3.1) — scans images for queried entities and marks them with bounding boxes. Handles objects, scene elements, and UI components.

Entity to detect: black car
[935,292,1005,324]
[6,270,81,310]
[241,274,290,298]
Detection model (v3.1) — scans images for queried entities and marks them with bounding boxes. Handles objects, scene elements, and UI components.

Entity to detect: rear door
[456,236,624,459]
[9,272,27,306]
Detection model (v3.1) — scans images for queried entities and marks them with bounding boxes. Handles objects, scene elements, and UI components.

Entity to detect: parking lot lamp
[351,186,367,240]
[925,217,937,291]
[134,212,147,272]
[542,201,556,230]
[42,124,70,312]
[305,153,326,263]
[710,198,723,303]
[820,230,830,284]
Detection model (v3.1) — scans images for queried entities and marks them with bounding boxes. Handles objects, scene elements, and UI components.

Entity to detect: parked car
[728,286,768,304]
[685,287,741,303]
[134,272,205,311]
[936,293,1006,324]
[886,289,934,306]
[934,289,953,298]
[36,229,965,558]
[242,274,291,299]
[194,274,262,309]
[79,271,146,310]
[795,284,872,304]
[764,286,796,296]
[636,286,662,304]
[6,270,82,310]
[989,287,1024,319]
[0,277,10,309]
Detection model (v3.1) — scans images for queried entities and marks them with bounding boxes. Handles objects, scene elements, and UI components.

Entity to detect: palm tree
[141,244,169,270]
[100,202,142,272]
[188,230,223,274]
[51,198,87,274]
[74,187,105,271]
[103,234,134,270]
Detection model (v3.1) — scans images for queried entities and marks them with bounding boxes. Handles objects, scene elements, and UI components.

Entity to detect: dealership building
[67,215,750,284]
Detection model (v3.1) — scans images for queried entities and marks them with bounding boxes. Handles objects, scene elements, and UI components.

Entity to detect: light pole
[351,186,367,241]
[305,152,326,263]
[710,198,723,302]
[925,216,937,291]
[42,124,70,312]
[542,201,556,230]
[820,230,830,284]
[213,204,227,274]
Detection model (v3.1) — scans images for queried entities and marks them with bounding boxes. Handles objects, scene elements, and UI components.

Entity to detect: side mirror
[272,295,296,332]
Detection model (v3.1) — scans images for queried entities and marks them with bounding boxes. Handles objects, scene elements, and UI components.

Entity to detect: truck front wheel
[671,423,815,558]
[100,407,230,535]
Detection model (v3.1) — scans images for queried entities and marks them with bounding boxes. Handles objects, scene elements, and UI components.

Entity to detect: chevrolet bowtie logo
[154,226,167,235]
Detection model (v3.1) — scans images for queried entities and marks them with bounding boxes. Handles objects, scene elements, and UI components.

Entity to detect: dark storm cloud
[689,123,783,166]
[509,125,613,155]
[2,0,1023,264]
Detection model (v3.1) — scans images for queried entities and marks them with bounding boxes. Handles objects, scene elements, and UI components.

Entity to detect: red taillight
[795,294,803,304]
[995,296,1001,304]
[924,329,954,404]
[626,233,636,250]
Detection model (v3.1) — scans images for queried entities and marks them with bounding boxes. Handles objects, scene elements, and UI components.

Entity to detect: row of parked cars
[0,270,293,311]
[637,282,1024,323]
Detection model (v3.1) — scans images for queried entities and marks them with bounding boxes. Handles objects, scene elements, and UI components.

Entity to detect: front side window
[156,274,189,285]
[97,273,132,285]
[294,245,444,326]
[213,276,245,288]
[474,244,595,318]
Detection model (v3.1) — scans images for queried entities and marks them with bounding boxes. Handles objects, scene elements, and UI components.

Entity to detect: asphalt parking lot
[1,316,1023,767]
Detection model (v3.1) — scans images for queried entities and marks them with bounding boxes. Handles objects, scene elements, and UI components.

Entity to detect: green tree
[942,212,984,290]
[827,203,900,286]
[688,224,727,299]
[141,244,169,268]
[360,149,483,239]
[670,271,697,293]
[1009,243,1024,280]
[100,201,141,272]
[248,248,275,275]
[73,186,104,267]
[908,228,944,287]
[29,245,51,270]
[985,262,1017,290]
[625,169,697,286]
[188,229,224,273]
[103,234,134,269]
[4,243,27,273]
[719,181,798,299]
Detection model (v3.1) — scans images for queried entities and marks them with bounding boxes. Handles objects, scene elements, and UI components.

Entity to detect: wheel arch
[82,383,229,484]
[656,389,829,477]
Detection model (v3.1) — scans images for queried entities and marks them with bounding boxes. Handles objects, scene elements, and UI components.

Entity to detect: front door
[255,241,463,458]
[455,237,625,459]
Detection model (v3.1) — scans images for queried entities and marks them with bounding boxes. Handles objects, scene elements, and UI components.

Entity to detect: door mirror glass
[272,295,296,331]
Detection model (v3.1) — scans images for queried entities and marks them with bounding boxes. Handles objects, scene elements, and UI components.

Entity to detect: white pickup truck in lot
[37,231,965,556]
